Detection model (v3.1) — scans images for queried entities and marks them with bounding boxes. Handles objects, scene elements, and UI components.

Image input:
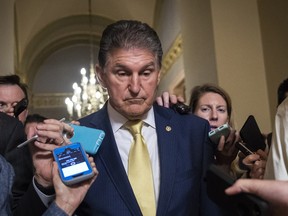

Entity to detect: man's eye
[142,70,152,76]
[117,71,128,76]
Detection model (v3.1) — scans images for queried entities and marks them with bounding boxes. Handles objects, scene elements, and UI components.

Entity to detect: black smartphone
[170,102,191,114]
[206,164,270,216]
[235,141,254,156]
[13,98,28,118]
[240,115,266,152]
[53,142,94,185]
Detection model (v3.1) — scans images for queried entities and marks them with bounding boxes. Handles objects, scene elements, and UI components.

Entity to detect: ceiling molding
[31,93,72,108]
[18,15,114,87]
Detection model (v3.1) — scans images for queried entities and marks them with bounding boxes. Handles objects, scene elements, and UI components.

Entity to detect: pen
[17,117,66,148]
[17,134,38,148]
[59,117,66,122]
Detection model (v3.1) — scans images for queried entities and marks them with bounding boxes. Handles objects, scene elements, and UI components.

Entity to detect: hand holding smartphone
[208,123,231,144]
[53,142,94,185]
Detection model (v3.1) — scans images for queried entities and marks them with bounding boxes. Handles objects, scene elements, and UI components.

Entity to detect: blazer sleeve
[42,202,68,216]
[12,182,48,216]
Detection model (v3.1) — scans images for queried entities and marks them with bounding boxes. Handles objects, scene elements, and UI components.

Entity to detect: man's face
[0,85,28,123]
[97,48,161,120]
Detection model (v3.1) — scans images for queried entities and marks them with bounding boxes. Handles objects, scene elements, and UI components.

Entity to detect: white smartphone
[208,123,231,144]
[53,142,94,186]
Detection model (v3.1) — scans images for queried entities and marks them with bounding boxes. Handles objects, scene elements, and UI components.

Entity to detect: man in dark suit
[0,112,33,210]
[16,20,221,215]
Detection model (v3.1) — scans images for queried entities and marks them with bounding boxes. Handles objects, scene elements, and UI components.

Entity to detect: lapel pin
[165,126,172,132]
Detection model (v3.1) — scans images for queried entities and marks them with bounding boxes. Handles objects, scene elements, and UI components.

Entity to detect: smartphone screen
[53,142,94,185]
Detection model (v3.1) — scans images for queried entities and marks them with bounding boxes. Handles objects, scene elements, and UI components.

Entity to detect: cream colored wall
[258,0,288,123]
[0,0,14,75]
[180,0,218,92]
[15,0,156,63]
[211,0,271,133]
[154,0,186,98]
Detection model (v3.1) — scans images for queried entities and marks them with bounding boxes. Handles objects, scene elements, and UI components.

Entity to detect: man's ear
[96,64,106,88]
[157,71,161,85]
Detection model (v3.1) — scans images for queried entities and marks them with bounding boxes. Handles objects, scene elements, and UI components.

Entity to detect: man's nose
[129,76,141,93]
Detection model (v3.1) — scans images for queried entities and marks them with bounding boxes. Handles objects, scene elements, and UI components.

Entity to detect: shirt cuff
[33,176,56,207]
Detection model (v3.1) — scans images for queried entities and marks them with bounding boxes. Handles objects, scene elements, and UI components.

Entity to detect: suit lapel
[87,107,142,215]
[153,105,178,216]
[85,105,178,215]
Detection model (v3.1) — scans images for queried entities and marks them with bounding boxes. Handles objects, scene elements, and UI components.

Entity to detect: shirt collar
[107,101,156,133]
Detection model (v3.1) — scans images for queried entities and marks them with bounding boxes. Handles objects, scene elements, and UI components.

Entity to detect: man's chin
[121,104,150,119]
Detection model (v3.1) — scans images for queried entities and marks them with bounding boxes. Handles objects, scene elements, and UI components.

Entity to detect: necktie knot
[125,120,143,136]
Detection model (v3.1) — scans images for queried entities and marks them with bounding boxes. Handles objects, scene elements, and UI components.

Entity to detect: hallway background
[0,0,287,133]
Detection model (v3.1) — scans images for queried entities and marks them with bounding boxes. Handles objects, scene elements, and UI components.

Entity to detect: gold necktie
[126,120,156,216]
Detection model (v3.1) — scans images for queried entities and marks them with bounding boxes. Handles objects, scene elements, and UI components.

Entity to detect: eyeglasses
[0,101,18,112]
[0,98,28,117]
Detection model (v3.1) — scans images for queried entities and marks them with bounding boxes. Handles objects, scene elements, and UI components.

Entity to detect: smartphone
[53,142,94,186]
[235,141,254,156]
[206,164,270,216]
[208,123,231,144]
[170,102,191,114]
[70,124,105,155]
[14,98,28,118]
[240,115,266,152]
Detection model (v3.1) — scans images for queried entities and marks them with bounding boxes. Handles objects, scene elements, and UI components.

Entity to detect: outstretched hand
[53,156,98,216]
[30,119,74,187]
[226,179,288,216]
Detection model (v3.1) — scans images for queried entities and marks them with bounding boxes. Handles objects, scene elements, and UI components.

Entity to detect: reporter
[1,117,97,216]
[225,179,288,216]
[157,84,267,179]
[189,84,240,169]
[157,84,240,170]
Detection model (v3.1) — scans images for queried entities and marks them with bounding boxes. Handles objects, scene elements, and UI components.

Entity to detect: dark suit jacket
[0,113,34,210]
[0,154,14,216]
[14,104,221,216]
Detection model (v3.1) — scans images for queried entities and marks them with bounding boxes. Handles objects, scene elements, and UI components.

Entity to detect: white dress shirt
[264,97,288,180]
[107,102,160,205]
